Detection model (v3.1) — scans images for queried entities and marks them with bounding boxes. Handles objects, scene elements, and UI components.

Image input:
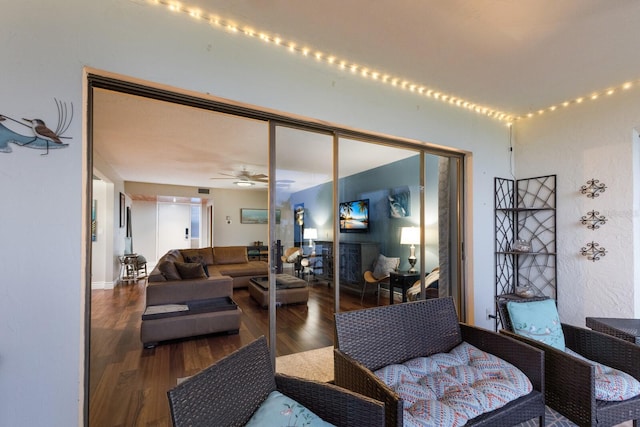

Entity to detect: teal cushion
[507,299,565,350]
[245,391,335,427]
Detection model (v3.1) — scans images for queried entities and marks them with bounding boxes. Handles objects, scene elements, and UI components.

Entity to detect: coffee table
[248,274,309,308]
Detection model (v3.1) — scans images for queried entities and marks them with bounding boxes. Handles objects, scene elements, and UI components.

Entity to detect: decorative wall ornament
[580,210,608,230]
[580,178,607,198]
[0,99,73,155]
[580,241,607,262]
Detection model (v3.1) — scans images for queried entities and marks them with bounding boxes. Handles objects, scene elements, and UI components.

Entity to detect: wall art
[388,188,410,218]
[580,178,606,198]
[240,208,281,224]
[580,241,607,262]
[580,210,607,230]
[0,99,73,155]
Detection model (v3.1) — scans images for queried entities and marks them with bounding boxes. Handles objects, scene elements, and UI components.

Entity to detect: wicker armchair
[498,299,640,427]
[334,297,545,427]
[167,336,385,427]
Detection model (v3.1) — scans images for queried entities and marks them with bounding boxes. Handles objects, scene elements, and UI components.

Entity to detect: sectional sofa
[147,246,269,289]
[140,246,269,347]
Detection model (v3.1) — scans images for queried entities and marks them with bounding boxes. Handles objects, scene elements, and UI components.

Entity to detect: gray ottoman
[140,297,241,348]
[248,274,309,308]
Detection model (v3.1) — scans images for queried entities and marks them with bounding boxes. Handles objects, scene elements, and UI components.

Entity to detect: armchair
[167,336,385,427]
[362,254,400,304]
[498,298,640,426]
[334,297,545,427]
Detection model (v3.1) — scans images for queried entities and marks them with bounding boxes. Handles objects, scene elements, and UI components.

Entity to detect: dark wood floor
[89,278,380,426]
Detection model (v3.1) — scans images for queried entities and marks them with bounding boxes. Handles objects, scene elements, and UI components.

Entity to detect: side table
[389,271,420,304]
[586,317,640,345]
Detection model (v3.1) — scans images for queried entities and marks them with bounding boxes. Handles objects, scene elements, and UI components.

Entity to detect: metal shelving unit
[494,175,557,330]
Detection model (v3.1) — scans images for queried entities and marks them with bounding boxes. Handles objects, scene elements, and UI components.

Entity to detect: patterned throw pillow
[372,254,400,279]
[174,262,207,280]
[506,299,565,350]
[245,391,335,427]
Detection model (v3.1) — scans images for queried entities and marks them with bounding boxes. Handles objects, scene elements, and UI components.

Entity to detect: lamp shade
[304,228,318,240]
[400,227,420,245]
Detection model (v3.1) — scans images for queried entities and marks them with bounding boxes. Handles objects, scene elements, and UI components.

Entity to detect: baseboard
[91,281,115,290]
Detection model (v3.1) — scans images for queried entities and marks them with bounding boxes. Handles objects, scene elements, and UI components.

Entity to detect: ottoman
[248,274,309,308]
[140,297,241,348]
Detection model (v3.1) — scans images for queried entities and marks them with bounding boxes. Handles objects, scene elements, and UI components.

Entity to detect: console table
[586,317,640,345]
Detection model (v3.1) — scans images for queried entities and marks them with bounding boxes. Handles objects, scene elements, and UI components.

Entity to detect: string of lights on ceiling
[145,0,638,125]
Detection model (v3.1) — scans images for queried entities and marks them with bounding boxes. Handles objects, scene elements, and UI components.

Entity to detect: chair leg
[360,282,367,305]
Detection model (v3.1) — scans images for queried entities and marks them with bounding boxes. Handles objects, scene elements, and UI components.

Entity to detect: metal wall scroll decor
[580,241,607,262]
[580,178,607,198]
[580,210,608,230]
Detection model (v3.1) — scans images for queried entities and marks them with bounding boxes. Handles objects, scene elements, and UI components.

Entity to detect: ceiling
[94,1,640,192]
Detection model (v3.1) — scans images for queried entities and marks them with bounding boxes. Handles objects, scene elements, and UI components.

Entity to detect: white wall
[212,188,269,246]
[1,0,511,424]
[515,89,640,326]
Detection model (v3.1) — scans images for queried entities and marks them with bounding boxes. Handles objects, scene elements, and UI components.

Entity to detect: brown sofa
[140,246,268,347]
[148,246,269,289]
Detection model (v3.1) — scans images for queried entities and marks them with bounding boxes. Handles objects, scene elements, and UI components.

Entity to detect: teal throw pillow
[507,299,565,350]
[245,391,335,427]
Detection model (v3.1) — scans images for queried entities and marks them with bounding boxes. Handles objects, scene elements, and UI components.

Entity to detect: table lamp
[304,228,318,255]
[400,226,420,272]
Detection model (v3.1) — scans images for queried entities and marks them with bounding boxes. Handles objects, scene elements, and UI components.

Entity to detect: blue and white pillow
[245,391,335,427]
[506,299,565,350]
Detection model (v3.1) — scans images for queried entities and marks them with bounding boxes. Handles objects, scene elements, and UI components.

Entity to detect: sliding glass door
[270,124,334,358]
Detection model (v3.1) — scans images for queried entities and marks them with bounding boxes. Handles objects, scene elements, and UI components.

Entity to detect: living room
[4,1,640,426]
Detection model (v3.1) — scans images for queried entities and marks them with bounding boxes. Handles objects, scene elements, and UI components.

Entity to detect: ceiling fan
[210,169,268,186]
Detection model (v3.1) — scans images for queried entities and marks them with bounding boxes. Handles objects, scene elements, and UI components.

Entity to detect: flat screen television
[339,199,369,233]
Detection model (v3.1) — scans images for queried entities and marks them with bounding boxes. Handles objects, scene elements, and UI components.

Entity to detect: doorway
[86,72,466,424]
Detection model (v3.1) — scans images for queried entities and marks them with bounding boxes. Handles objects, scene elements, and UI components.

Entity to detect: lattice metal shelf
[494,175,557,331]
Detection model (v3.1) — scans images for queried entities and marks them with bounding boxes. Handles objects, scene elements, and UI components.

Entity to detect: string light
[145,0,640,125]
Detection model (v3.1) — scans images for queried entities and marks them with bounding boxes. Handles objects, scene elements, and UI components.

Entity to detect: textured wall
[515,91,640,326]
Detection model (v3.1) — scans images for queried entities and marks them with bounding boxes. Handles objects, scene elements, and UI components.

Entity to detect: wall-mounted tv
[339,199,369,233]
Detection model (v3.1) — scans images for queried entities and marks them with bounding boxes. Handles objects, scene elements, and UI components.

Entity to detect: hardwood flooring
[89,278,380,426]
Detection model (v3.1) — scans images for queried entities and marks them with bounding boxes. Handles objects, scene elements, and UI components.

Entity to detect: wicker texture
[334,297,545,427]
[499,299,640,427]
[167,336,385,427]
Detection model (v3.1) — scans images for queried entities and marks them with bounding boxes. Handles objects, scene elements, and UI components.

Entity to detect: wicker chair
[334,297,545,427]
[167,336,385,427]
[498,299,640,427]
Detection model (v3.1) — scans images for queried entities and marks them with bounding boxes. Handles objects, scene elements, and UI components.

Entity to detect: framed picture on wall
[388,189,410,218]
[240,209,281,224]
[119,192,125,228]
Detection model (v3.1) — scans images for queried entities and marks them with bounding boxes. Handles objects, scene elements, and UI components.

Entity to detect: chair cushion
[174,262,207,280]
[245,390,335,427]
[506,299,565,350]
[564,348,640,401]
[372,254,399,279]
[374,341,532,427]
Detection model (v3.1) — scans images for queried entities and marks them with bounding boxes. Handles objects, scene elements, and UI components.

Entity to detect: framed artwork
[388,189,410,218]
[294,203,304,245]
[240,208,281,224]
[91,200,97,242]
[119,192,125,228]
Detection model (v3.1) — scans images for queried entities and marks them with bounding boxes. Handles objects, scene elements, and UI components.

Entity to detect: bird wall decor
[0,99,73,155]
